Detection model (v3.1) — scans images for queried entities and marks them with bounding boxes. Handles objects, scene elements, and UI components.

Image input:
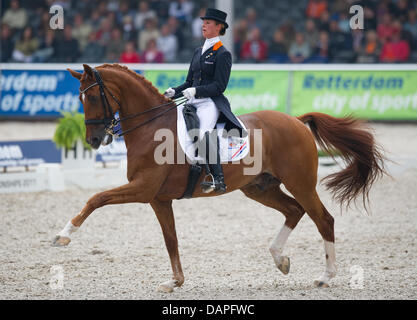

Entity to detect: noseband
[80,68,186,138]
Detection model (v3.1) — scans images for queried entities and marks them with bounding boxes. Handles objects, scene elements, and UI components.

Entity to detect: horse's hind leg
[150,199,184,293]
[286,186,337,288]
[241,175,305,275]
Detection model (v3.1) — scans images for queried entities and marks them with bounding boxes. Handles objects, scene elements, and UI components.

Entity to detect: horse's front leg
[150,199,184,293]
[52,180,144,246]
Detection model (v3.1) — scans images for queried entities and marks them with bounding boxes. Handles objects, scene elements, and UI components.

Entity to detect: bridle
[80,68,186,138]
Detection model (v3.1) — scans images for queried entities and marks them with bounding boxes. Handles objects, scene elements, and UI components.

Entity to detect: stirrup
[201,173,216,193]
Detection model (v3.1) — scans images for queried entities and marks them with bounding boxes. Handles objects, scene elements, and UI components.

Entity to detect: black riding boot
[200,131,227,194]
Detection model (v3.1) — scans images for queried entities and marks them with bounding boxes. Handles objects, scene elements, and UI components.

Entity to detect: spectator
[318,10,331,32]
[240,27,268,63]
[192,8,206,41]
[116,0,134,26]
[121,15,136,42]
[95,17,113,46]
[304,19,320,49]
[157,24,178,63]
[394,0,410,23]
[245,7,261,31]
[88,10,102,31]
[105,29,125,62]
[2,0,27,31]
[1,24,14,62]
[32,29,56,62]
[168,0,194,24]
[134,1,157,31]
[141,38,164,63]
[338,12,350,33]
[268,29,288,63]
[78,32,105,62]
[329,20,353,56]
[380,26,410,62]
[363,6,377,31]
[54,26,80,63]
[12,26,39,62]
[404,11,417,40]
[357,30,381,63]
[138,17,160,52]
[310,30,331,63]
[167,16,184,49]
[306,0,328,19]
[352,28,365,53]
[288,32,311,63]
[278,20,295,49]
[37,11,52,39]
[120,41,141,63]
[377,13,397,44]
[72,13,92,51]
[233,19,249,61]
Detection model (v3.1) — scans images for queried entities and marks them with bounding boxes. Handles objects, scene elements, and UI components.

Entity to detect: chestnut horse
[53,64,385,292]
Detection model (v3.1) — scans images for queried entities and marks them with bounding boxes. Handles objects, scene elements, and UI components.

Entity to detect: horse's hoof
[157,280,178,293]
[51,235,71,247]
[314,280,330,288]
[276,256,290,275]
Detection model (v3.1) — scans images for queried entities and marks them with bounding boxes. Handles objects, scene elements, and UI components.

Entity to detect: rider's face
[202,19,221,39]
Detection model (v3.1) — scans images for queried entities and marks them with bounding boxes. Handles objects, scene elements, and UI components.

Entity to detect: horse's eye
[87,95,98,103]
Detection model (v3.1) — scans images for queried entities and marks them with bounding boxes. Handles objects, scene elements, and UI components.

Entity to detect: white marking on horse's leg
[269,225,292,274]
[58,221,79,238]
[52,221,79,247]
[314,241,337,287]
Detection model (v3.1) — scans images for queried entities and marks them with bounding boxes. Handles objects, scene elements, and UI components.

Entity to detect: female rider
[164,8,244,194]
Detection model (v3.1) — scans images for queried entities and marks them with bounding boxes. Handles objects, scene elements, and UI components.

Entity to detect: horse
[53,63,386,292]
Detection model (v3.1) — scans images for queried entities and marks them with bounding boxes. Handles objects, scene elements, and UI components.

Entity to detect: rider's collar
[202,36,220,55]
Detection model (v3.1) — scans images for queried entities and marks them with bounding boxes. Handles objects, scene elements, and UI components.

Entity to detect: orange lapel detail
[213,41,223,51]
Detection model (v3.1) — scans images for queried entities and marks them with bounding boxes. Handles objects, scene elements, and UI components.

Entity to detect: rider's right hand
[164,87,175,98]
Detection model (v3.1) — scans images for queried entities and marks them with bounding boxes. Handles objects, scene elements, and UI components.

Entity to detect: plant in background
[53,112,90,149]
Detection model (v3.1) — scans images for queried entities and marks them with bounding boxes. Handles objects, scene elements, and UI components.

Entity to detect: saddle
[177,103,249,199]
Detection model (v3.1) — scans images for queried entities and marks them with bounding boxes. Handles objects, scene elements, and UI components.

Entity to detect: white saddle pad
[177,107,249,163]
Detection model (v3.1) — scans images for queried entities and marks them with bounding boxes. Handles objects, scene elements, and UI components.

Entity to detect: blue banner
[0,140,61,167]
[0,69,84,118]
[0,138,127,167]
[0,69,143,118]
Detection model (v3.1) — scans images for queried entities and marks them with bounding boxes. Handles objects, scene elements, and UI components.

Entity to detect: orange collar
[213,41,223,51]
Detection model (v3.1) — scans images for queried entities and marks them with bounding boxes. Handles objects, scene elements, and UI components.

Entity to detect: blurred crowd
[2,0,417,64]
[235,0,417,63]
[1,0,210,63]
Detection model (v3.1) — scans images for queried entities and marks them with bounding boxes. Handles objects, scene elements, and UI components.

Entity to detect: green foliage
[53,112,90,149]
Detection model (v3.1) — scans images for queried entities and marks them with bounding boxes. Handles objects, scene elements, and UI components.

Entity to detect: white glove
[182,87,196,100]
[164,87,175,98]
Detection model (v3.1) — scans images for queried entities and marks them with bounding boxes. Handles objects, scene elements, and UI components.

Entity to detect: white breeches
[189,97,220,139]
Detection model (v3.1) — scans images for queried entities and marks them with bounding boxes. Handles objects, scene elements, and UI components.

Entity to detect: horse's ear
[83,64,94,78]
[67,68,82,80]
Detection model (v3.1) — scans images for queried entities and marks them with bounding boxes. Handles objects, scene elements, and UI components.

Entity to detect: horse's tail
[297,112,386,211]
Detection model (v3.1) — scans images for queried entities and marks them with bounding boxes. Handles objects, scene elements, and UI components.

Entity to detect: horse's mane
[98,63,170,102]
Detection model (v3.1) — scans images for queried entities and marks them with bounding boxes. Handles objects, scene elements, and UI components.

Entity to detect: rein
[81,68,186,138]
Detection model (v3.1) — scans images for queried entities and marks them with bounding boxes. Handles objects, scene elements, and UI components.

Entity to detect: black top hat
[200,8,229,29]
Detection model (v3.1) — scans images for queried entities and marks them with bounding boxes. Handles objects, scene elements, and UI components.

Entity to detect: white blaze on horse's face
[81,92,86,103]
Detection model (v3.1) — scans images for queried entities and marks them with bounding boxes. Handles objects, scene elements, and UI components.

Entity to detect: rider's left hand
[182,87,196,100]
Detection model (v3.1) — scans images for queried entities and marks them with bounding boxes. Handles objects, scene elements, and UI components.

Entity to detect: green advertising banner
[291,70,417,120]
[144,70,288,115]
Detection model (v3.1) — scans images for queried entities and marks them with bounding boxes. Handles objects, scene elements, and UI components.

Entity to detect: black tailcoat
[174,44,245,135]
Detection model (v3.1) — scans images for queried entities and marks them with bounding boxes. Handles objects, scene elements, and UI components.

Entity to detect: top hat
[200,8,229,29]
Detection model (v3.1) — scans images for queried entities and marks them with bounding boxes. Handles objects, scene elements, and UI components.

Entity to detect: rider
[164,8,244,194]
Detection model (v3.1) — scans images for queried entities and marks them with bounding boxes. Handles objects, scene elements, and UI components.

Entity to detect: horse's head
[68,64,121,149]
